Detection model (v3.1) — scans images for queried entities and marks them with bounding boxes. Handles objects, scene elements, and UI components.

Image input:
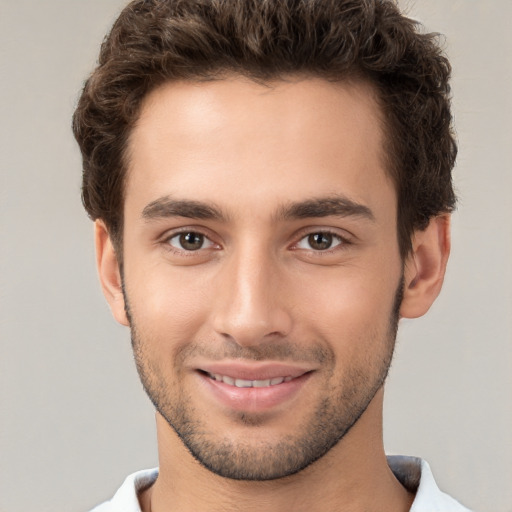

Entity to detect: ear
[400,215,451,319]
[95,220,130,326]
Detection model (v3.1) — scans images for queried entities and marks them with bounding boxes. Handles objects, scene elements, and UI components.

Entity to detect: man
[73,0,471,510]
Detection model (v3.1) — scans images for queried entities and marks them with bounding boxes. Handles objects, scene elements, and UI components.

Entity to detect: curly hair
[72,0,457,258]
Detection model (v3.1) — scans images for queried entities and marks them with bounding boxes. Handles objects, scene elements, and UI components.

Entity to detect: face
[114,77,405,480]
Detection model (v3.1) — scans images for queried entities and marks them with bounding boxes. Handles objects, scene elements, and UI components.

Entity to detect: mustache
[180,340,332,363]
[131,328,332,365]
[183,341,332,363]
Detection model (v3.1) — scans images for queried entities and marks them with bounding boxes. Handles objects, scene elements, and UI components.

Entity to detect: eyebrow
[142,197,228,222]
[141,194,375,223]
[276,195,375,222]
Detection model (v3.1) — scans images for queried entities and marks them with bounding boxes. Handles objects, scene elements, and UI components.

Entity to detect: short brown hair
[73,0,457,258]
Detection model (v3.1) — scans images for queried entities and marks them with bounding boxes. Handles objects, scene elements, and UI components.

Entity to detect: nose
[211,246,293,347]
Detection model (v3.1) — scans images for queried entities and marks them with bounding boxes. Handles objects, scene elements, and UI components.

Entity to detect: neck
[141,390,414,512]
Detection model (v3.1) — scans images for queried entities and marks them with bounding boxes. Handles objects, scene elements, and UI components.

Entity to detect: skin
[96,76,451,512]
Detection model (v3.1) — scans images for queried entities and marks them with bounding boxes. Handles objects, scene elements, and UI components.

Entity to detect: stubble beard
[125,276,404,481]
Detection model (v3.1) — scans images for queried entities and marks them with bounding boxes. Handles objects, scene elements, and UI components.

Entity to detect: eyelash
[160,228,352,255]
[162,229,218,256]
[291,229,351,254]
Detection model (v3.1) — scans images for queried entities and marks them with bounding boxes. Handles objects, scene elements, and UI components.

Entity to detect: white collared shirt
[90,456,472,511]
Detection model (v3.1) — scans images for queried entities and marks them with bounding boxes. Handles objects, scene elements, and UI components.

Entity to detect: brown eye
[168,232,213,251]
[308,233,334,250]
[296,232,344,251]
[180,232,203,250]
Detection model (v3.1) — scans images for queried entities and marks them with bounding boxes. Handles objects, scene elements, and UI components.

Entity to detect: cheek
[290,266,399,348]
[295,267,396,313]
[125,261,214,344]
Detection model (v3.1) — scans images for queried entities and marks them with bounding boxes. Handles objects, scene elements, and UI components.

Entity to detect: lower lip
[198,372,312,413]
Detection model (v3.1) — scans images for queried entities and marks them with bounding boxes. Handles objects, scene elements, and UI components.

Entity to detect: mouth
[205,372,294,388]
[195,363,314,413]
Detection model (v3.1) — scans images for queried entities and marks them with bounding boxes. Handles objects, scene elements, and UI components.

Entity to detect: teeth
[253,379,271,387]
[235,378,253,388]
[209,373,291,388]
[222,375,235,385]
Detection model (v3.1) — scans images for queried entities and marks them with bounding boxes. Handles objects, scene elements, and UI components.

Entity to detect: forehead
[125,76,395,223]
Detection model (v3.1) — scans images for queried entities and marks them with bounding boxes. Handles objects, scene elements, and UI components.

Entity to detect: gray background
[0,1,510,511]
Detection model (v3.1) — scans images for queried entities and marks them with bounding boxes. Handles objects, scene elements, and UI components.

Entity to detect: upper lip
[196,361,314,381]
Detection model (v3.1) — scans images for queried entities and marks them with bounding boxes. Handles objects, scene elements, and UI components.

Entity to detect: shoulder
[387,456,472,512]
[89,468,159,512]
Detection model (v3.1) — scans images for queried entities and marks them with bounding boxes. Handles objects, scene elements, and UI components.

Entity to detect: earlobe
[95,220,130,326]
[400,215,451,319]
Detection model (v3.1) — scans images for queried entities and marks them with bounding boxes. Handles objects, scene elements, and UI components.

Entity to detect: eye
[296,232,344,251]
[167,231,214,251]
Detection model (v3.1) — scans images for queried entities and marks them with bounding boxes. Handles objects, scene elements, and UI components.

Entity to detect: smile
[198,366,313,412]
[207,373,294,388]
